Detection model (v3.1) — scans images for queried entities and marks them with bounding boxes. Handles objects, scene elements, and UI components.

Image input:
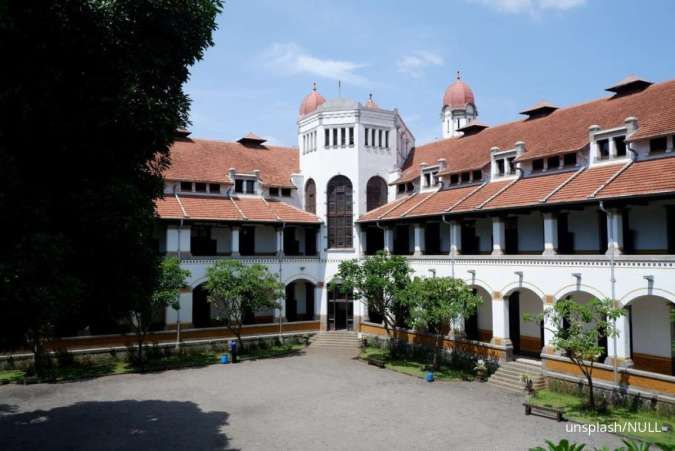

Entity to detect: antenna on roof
[338,80,342,97]
[457,70,461,80]
[312,81,317,91]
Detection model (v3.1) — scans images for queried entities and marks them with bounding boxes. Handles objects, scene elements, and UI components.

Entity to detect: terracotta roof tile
[452,181,511,212]
[166,138,298,188]
[155,195,319,224]
[596,156,675,199]
[482,172,575,210]
[407,185,481,217]
[359,196,414,222]
[547,164,624,204]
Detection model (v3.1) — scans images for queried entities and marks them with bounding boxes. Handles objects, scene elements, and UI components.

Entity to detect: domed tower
[299,82,326,116]
[441,71,478,139]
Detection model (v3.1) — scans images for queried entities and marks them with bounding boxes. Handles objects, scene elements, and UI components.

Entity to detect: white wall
[519,290,542,337]
[629,203,668,251]
[568,207,601,252]
[255,225,277,254]
[518,213,544,253]
[632,296,672,358]
[476,218,492,253]
[476,289,492,331]
[211,226,231,254]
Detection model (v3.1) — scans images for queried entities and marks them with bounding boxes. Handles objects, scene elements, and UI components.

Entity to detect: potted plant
[474,359,488,382]
[521,374,535,397]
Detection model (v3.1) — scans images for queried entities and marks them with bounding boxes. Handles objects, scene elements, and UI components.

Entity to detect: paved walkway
[0,351,622,450]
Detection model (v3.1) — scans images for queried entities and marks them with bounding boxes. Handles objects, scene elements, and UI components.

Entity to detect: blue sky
[185,0,675,147]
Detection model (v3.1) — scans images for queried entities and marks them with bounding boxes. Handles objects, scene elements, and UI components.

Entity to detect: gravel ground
[0,351,623,450]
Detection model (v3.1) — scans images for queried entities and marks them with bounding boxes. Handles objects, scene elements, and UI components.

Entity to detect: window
[366,176,388,211]
[547,156,560,170]
[180,181,193,192]
[385,130,389,148]
[612,136,626,157]
[209,183,220,193]
[563,153,577,167]
[349,127,354,146]
[305,179,316,213]
[269,187,279,196]
[650,137,667,154]
[281,188,291,197]
[461,172,470,183]
[340,128,346,146]
[432,171,439,186]
[195,182,207,193]
[371,129,376,147]
[406,182,414,192]
[324,128,329,147]
[245,180,255,194]
[327,175,353,248]
[234,179,244,193]
[598,139,610,159]
[424,173,431,187]
[378,130,383,148]
[508,157,516,174]
[365,128,369,146]
[532,159,544,172]
[397,183,405,194]
[450,174,459,184]
[332,128,338,147]
[472,170,482,181]
[496,159,505,176]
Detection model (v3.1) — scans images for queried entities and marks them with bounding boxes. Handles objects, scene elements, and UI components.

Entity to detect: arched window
[366,176,388,212]
[305,179,316,214]
[327,175,353,248]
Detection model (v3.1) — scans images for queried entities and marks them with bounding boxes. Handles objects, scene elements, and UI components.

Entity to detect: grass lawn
[0,342,305,384]
[530,389,675,446]
[360,346,470,381]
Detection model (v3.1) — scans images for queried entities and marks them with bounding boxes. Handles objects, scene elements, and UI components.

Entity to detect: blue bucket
[220,354,230,364]
[425,371,434,382]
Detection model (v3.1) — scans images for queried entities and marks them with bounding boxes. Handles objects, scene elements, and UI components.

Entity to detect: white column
[384,227,394,254]
[450,221,462,256]
[606,210,624,256]
[491,218,505,256]
[276,227,284,257]
[167,225,191,256]
[358,226,367,257]
[491,293,512,350]
[451,317,465,339]
[231,226,240,256]
[542,213,558,256]
[542,296,557,354]
[609,137,617,158]
[413,224,425,256]
[316,226,323,257]
[607,311,633,366]
[314,285,322,321]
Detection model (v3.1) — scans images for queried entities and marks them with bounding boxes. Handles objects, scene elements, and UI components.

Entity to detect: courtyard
[0,351,622,450]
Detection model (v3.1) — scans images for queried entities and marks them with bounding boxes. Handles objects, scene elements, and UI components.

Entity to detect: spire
[312,81,317,91]
[457,70,461,80]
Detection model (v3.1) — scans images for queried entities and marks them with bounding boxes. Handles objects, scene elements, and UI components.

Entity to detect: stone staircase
[487,359,546,394]
[307,331,361,356]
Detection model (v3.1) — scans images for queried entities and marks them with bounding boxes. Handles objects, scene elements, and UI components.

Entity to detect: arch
[463,278,494,295]
[192,282,212,328]
[554,284,607,302]
[284,273,320,286]
[305,178,316,214]
[624,294,674,375]
[503,286,544,357]
[326,175,353,249]
[620,288,675,307]
[366,176,388,212]
[465,285,493,343]
[500,282,546,301]
[285,278,316,322]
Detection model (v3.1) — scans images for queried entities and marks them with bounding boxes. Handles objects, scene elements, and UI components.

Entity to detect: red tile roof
[165,137,299,188]
[156,195,319,224]
[395,79,675,184]
[596,157,675,199]
[453,180,511,212]
[482,171,575,210]
[547,164,624,204]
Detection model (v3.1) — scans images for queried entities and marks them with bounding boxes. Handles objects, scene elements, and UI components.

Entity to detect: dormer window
[235,179,255,194]
[598,139,610,160]
[397,183,405,194]
[547,156,560,170]
[507,157,516,174]
[180,181,193,192]
[269,187,279,196]
[472,170,482,181]
[614,136,627,157]
[532,159,544,173]
[461,172,470,183]
[209,183,221,193]
[281,188,291,197]
[563,153,577,167]
[450,174,459,184]
[195,182,207,193]
[496,159,505,176]
[406,182,414,192]
[650,137,667,154]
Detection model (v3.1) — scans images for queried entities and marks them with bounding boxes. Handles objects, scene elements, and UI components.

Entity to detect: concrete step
[500,361,543,373]
[496,367,544,378]
[487,379,526,393]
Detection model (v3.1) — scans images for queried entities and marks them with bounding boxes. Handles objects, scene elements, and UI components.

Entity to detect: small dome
[365,93,378,109]
[443,71,475,109]
[299,82,326,116]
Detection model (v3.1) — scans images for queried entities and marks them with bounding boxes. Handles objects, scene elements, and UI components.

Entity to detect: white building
[156,75,675,396]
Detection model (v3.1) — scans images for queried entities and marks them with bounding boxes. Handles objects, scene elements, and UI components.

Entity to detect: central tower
[441,71,478,139]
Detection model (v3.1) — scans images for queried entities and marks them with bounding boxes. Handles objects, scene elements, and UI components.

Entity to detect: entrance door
[328,301,353,330]
[509,292,521,354]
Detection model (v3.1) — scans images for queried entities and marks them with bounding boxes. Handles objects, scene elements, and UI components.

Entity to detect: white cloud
[397,51,444,78]
[261,42,367,86]
[470,0,586,15]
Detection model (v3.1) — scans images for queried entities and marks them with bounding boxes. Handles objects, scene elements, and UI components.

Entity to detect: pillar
[276,227,284,257]
[358,226,367,257]
[542,213,558,256]
[231,226,240,256]
[314,285,322,321]
[606,209,624,256]
[450,221,462,256]
[166,224,191,256]
[384,227,394,254]
[491,217,505,256]
[413,224,425,256]
[606,311,633,367]
[542,295,557,354]
[451,317,465,339]
[490,291,512,351]
[316,225,323,258]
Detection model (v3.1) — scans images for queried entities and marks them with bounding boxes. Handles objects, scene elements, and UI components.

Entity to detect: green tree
[335,252,413,336]
[0,1,221,373]
[129,257,191,364]
[528,297,624,410]
[205,260,283,347]
[399,276,482,369]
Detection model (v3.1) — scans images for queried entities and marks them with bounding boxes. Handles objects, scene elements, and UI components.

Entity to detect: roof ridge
[261,196,282,221]
[541,166,585,203]
[401,189,439,217]
[478,179,519,209]
[589,160,633,198]
[186,136,297,151]
[446,183,486,212]
[175,194,189,218]
[230,196,248,220]
[273,198,321,222]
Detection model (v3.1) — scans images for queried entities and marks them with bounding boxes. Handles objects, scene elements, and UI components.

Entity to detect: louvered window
[327,176,353,248]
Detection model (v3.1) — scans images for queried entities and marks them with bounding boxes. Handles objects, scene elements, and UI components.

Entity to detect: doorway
[508,292,521,354]
[327,283,353,331]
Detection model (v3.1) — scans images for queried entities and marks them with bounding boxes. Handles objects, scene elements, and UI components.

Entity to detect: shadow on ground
[0,400,231,450]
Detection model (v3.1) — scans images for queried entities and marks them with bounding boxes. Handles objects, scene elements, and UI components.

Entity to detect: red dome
[443,73,475,109]
[299,83,326,116]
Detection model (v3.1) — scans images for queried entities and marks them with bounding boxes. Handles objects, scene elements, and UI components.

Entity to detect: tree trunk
[433,334,441,370]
